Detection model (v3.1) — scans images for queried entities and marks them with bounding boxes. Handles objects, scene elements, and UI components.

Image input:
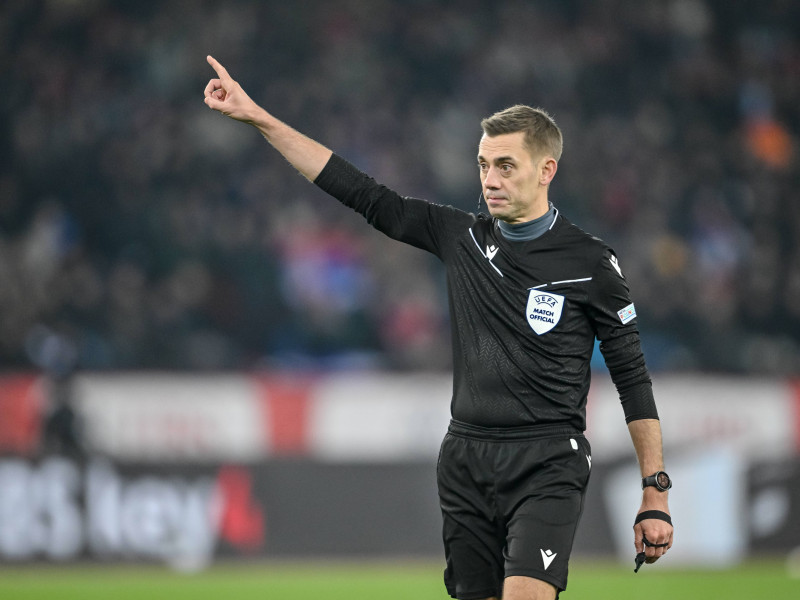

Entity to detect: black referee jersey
[315,154,658,431]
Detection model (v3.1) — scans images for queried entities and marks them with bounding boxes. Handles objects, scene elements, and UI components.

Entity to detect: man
[203,55,673,599]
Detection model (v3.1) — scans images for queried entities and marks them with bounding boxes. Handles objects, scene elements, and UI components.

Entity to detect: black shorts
[437,420,592,599]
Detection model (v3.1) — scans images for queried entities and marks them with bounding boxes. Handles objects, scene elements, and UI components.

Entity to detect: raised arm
[203,55,332,181]
[628,418,673,564]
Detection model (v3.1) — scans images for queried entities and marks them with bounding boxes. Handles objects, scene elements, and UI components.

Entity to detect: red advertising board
[0,374,44,455]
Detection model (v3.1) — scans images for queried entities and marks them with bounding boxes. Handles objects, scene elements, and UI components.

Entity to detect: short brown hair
[481,105,563,161]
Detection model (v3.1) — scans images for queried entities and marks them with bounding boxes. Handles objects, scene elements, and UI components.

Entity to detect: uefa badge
[526,291,564,335]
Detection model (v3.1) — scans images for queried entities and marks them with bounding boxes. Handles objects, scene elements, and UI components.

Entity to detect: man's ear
[540,157,558,186]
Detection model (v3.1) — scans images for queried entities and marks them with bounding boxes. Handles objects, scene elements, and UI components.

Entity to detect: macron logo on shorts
[540,548,557,570]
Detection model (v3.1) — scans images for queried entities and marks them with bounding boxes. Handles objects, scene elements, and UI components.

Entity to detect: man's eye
[501,164,512,172]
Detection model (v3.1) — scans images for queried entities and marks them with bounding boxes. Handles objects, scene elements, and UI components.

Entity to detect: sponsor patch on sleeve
[617,303,637,324]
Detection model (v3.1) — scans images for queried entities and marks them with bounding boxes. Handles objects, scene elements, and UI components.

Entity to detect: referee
[204,55,673,600]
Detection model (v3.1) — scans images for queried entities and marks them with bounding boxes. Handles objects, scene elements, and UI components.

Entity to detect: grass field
[1,559,797,600]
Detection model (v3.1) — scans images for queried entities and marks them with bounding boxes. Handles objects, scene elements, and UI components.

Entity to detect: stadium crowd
[1,0,799,374]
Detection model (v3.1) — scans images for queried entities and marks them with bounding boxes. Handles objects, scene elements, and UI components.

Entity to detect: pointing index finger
[207,55,232,84]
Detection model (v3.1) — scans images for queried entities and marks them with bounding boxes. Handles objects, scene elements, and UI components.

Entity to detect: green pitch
[0,560,797,600]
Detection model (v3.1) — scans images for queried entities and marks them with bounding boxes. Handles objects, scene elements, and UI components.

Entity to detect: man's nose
[484,166,501,189]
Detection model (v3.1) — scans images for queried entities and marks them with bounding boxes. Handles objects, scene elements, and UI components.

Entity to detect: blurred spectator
[42,369,84,459]
[1,0,799,374]
[24,325,86,458]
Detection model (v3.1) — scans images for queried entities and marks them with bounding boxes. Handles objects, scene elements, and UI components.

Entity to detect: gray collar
[497,204,558,241]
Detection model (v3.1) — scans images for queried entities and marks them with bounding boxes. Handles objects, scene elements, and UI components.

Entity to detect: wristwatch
[642,471,672,491]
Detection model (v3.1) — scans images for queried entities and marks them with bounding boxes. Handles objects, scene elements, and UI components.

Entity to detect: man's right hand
[204,55,261,123]
[202,54,332,181]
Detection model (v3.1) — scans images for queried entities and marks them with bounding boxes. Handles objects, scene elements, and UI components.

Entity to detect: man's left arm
[628,417,673,563]
[589,248,674,564]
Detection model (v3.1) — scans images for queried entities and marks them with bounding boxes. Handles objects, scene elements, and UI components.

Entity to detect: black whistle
[634,552,646,573]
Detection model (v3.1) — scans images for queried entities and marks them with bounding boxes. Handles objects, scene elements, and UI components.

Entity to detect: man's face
[477,131,553,224]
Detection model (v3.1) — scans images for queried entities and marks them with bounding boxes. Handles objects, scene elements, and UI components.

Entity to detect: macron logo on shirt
[609,254,624,278]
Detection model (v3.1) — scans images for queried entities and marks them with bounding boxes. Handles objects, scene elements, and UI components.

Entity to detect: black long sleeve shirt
[315,154,658,431]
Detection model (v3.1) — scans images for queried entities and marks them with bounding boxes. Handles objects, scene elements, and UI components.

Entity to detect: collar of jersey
[497,204,558,242]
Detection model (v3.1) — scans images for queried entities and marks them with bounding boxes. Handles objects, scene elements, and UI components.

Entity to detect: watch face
[656,472,670,489]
